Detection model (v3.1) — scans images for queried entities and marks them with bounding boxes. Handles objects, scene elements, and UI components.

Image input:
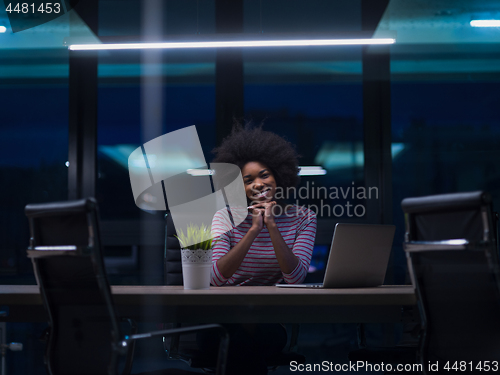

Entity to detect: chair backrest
[402,191,500,362]
[406,245,500,362]
[25,198,122,375]
[401,190,497,244]
[164,212,183,285]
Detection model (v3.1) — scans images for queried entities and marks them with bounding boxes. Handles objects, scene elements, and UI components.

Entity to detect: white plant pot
[181,249,213,290]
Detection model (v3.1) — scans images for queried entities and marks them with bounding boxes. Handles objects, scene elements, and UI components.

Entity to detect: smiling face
[241,161,277,204]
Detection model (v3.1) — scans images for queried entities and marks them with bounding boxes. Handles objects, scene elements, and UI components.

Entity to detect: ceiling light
[187,169,214,176]
[68,38,395,51]
[0,26,7,33]
[470,20,500,27]
[299,166,327,176]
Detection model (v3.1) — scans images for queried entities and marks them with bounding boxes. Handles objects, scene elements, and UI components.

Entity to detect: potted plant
[175,224,215,290]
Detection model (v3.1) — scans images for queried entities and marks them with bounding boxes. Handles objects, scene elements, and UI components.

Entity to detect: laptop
[276,223,395,288]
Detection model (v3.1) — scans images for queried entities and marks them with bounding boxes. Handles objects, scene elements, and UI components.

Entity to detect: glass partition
[243,0,365,247]
[97,1,217,284]
[0,8,69,285]
[387,3,500,283]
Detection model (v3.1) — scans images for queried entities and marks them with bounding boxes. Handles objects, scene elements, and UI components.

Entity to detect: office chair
[163,212,305,371]
[25,198,228,375]
[402,191,500,371]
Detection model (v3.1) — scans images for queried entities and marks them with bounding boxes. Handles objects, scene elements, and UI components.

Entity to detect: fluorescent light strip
[69,38,395,51]
[470,20,500,27]
[35,246,77,251]
[299,166,327,176]
[187,167,327,176]
[187,169,214,176]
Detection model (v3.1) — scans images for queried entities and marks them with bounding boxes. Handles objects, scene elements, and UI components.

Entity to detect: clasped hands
[249,201,277,230]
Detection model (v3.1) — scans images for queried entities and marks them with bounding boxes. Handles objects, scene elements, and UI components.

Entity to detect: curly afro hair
[212,122,301,189]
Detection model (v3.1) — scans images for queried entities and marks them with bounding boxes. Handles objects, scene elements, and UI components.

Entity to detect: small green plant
[175,223,215,250]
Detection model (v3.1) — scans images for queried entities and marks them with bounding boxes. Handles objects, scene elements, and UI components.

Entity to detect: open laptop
[276,223,395,288]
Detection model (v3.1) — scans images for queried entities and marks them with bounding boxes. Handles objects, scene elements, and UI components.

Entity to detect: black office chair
[25,198,228,375]
[402,191,500,371]
[163,212,305,371]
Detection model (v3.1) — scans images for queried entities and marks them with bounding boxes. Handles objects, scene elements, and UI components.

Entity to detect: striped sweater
[211,205,317,286]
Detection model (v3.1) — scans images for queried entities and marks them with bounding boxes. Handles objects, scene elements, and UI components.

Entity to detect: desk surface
[0,285,416,323]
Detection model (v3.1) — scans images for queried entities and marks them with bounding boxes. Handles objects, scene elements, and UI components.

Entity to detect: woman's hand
[249,206,264,232]
[262,201,277,226]
[250,201,277,227]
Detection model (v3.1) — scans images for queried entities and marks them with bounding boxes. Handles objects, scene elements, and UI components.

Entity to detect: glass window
[0,10,69,284]
[243,0,364,245]
[97,50,218,221]
[388,5,500,283]
[97,1,217,283]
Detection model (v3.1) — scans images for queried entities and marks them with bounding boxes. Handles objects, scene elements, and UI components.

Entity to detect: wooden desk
[0,285,416,323]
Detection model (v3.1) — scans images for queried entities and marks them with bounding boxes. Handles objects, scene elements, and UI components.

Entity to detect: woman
[198,123,316,375]
[210,123,317,287]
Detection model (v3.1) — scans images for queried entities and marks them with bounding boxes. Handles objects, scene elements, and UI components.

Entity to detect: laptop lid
[321,223,395,288]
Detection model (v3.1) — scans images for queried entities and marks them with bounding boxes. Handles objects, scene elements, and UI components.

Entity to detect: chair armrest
[27,246,92,258]
[122,324,228,375]
[404,240,469,252]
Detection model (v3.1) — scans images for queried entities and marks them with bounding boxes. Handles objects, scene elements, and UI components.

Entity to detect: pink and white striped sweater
[211,205,317,286]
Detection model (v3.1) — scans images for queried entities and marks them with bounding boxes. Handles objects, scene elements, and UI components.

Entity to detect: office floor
[123,323,401,375]
[5,323,402,374]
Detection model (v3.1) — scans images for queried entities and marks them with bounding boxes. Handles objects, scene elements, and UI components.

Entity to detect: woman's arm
[259,202,299,274]
[215,226,260,279]
[263,204,317,283]
[284,209,317,283]
[267,222,300,274]
[214,208,264,280]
